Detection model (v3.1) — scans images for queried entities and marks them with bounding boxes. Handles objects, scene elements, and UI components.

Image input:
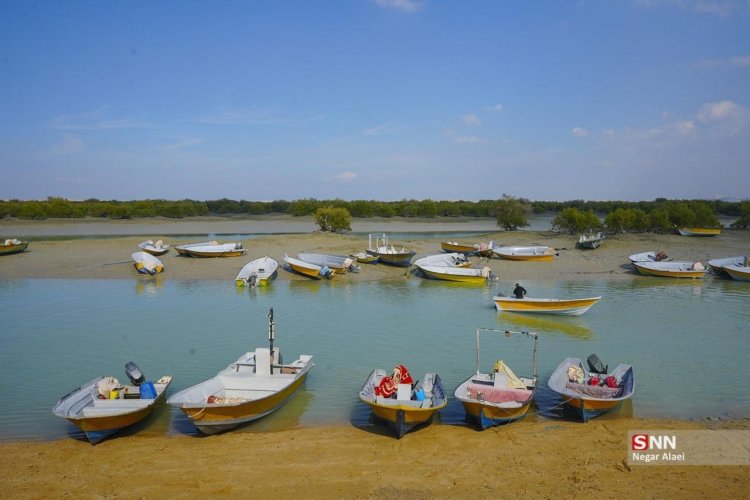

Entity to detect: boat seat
[92,398,152,409]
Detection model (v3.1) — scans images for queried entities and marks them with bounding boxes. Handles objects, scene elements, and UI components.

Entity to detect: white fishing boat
[577,232,604,249]
[297,253,356,273]
[52,362,172,444]
[131,251,164,275]
[283,254,333,279]
[235,256,279,286]
[365,234,416,267]
[492,246,556,261]
[168,309,314,435]
[440,241,496,257]
[417,264,494,284]
[493,295,601,316]
[175,241,246,258]
[707,256,747,275]
[723,264,750,282]
[0,238,29,256]
[628,251,671,264]
[677,227,721,237]
[414,253,470,268]
[138,240,170,256]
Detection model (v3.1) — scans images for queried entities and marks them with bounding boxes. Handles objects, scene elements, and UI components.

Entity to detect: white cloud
[374,0,423,12]
[334,171,357,181]
[571,127,589,137]
[48,107,148,130]
[454,135,485,144]
[486,104,504,112]
[159,138,206,151]
[698,100,740,121]
[675,120,696,134]
[730,55,750,67]
[462,113,481,126]
[47,133,84,156]
[362,123,391,136]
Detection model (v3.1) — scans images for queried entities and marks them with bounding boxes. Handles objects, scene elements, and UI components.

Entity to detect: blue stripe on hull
[476,409,527,430]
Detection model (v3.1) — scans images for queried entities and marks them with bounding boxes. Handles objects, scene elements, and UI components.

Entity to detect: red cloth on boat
[392,364,413,385]
[375,376,396,398]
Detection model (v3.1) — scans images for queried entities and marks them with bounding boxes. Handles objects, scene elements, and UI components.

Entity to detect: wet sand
[1,217,749,498]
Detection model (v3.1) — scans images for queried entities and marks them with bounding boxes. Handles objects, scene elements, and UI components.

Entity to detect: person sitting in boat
[513,283,527,299]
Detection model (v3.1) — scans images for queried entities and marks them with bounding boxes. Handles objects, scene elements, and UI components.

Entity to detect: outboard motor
[587,354,608,375]
[125,361,145,386]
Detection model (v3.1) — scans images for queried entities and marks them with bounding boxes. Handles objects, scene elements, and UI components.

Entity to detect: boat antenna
[268,308,275,375]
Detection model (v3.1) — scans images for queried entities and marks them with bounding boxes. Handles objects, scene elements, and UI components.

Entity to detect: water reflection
[135,275,165,296]
[495,312,594,340]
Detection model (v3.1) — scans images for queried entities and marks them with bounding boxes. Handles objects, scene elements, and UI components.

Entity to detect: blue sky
[1,0,748,202]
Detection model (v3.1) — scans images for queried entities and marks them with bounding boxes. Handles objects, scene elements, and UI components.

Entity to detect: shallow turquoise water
[1,275,748,441]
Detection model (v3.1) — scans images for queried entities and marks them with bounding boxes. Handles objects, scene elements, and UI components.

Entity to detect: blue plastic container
[139,381,157,399]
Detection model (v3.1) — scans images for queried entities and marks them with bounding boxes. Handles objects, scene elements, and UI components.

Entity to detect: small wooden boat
[418,264,494,284]
[547,355,634,422]
[628,250,671,264]
[138,240,170,256]
[492,246,556,261]
[235,256,279,286]
[359,366,447,438]
[707,256,747,275]
[493,295,600,316]
[577,232,604,249]
[297,252,355,273]
[633,261,706,278]
[283,254,333,279]
[366,234,416,267]
[168,309,314,434]
[414,253,471,268]
[350,251,379,264]
[175,241,246,257]
[131,251,165,275]
[723,264,750,282]
[454,328,538,430]
[52,362,172,444]
[440,241,496,257]
[0,238,28,256]
[678,227,721,237]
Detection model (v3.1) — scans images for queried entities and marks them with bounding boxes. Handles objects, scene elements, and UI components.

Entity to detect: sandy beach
[1,217,749,498]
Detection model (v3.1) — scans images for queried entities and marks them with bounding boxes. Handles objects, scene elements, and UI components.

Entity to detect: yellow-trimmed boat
[138,240,170,256]
[418,264,494,284]
[547,356,634,422]
[283,254,333,279]
[0,238,28,256]
[454,328,538,430]
[493,295,600,316]
[52,362,172,444]
[235,256,279,286]
[724,264,750,282]
[131,251,164,275]
[359,368,447,438]
[175,241,246,257]
[168,309,314,435]
[633,261,706,278]
[677,227,721,237]
[492,246,556,261]
[440,241,495,257]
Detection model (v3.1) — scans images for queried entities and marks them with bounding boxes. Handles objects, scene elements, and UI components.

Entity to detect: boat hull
[287,261,325,279]
[420,267,489,284]
[0,242,28,255]
[365,402,443,438]
[560,396,624,422]
[179,372,310,434]
[366,250,415,267]
[492,247,556,261]
[493,296,600,316]
[678,227,721,237]
[633,263,705,279]
[459,398,533,429]
[724,265,750,282]
[178,249,246,257]
[141,248,169,256]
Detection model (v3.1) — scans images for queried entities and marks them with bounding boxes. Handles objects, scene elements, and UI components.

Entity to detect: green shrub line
[1,196,748,231]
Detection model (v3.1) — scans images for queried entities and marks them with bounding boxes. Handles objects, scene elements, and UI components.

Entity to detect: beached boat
[677,227,721,237]
[168,309,314,435]
[492,246,556,261]
[454,328,538,430]
[0,238,28,256]
[493,295,601,316]
[723,264,750,282]
[577,232,605,250]
[440,241,496,257]
[283,254,333,279]
[628,251,671,264]
[633,261,706,278]
[138,240,170,256]
[350,251,379,264]
[547,355,634,422]
[297,253,356,273]
[52,362,172,444]
[131,251,165,275]
[418,264,494,284]
[414,252,471,268]
[235,256,279,286]
[365,234,416,267]
[175,241,246,258]
[359,366,447,438]
[707,256,747,275]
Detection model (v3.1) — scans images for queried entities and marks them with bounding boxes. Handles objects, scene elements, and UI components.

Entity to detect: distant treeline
[0,196,748,227]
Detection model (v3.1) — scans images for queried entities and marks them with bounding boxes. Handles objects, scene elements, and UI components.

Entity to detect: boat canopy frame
[474,328,539,383]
